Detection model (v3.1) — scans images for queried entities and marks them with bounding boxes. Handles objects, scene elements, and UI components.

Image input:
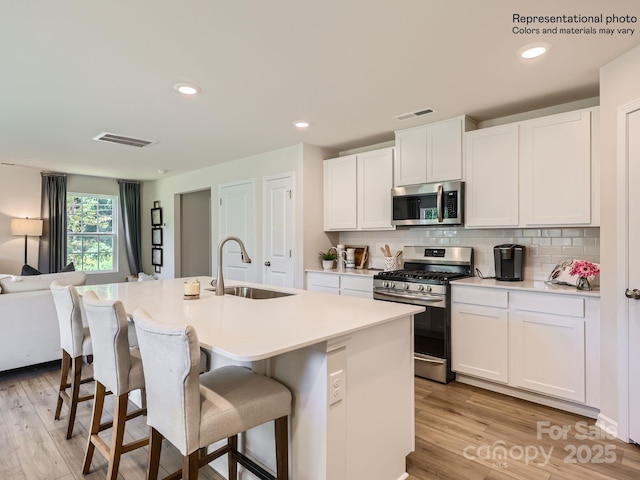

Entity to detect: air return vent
[393,107,436,121]
[93,132,156,148]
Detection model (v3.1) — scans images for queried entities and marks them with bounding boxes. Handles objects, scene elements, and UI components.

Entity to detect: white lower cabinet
[452,284,598,407]
[306,271,373,299]
[452,303,509,384]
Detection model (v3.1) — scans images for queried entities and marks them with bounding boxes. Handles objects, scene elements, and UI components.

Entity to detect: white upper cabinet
[520,110,592,226]
[394,116,476,187]
[323,154,357,230]
[464,107,598,228]
[465,124,520,227]
[357,147,395,230]
[324,147,395,231]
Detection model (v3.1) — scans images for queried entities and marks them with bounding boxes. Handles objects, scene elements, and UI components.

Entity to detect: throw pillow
[21,264,42,276]
[61,262,76,272]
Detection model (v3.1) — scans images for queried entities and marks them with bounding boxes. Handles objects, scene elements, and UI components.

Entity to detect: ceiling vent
[393,107,436,121]
[93,132,156,148]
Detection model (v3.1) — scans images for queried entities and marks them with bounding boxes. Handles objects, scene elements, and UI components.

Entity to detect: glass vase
[576,277,592,291]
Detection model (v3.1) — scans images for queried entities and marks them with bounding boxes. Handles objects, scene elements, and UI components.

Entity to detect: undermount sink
[206,286,295,299]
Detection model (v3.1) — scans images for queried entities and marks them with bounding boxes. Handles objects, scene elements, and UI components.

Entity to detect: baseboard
[596,412,622,441]
[455,374,600,419]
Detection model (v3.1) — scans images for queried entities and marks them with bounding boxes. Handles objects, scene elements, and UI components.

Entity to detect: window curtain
[38,173,67,273]
[118,180,142,275]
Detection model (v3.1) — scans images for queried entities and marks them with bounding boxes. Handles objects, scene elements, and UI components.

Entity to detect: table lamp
[11,217,44,265]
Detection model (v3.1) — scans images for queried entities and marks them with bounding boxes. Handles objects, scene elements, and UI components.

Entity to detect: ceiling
[2,0,640,181]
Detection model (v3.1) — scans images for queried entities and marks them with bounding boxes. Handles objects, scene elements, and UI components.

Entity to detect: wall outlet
[329,369,344,406]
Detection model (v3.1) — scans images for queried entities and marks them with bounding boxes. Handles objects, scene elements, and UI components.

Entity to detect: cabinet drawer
[307,272,340,289]
[452,286,508,308]
[511,292,585,318]
[341,275,373,292]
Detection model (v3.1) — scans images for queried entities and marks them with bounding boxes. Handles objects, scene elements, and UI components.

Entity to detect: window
[66,194,117,272]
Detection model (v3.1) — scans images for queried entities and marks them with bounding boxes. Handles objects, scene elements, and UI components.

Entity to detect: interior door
[627,107,640,443]
[180,189,211,277]
[263,174,294,287]
[218,181,255,282]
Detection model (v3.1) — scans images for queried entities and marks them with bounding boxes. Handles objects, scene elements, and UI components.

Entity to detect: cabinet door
[357,148,395,230]
[510,301,586,402]
[323,155,357,230]
[427,118,463,182]
[306,272,340,294]
[465,124,519,227]
[451,303,509,383]
[340,275,373,298]
[520,110,592,225]
[394,127,427,186]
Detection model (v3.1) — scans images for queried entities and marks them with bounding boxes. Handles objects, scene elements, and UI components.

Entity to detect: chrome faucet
[215,236,252,296]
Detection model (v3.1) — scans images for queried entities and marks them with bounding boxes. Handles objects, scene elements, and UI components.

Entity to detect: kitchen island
[79,277,422,480]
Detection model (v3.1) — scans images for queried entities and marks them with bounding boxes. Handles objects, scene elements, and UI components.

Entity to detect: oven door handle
[373,291,445,306]
[414,353,445,365]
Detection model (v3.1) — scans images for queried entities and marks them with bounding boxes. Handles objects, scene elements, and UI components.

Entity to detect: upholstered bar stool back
[133,309,292,480]
[82,290,148,480]
[50,281,93,439]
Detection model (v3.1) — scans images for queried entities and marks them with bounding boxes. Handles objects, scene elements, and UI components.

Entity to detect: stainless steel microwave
[392,181,464,226]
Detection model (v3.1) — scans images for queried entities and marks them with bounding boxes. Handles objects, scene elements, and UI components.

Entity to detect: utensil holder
[384,257,397,272]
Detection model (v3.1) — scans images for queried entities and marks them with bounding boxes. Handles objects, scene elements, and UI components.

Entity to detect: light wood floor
[2,363,640,480]
[408,377,640,480]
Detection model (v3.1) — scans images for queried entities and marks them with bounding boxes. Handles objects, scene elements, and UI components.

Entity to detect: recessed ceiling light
[173,83,201,95]
[293,120,311,129]
[518,43,551,59]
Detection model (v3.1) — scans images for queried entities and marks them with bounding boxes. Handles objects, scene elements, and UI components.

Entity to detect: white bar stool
[50,281,94,439]
[133,308,292,480]
[82,290,149,480]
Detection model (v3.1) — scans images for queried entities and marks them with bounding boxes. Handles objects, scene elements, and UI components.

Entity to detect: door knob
[264,261,271,267]
[625,288,640,300]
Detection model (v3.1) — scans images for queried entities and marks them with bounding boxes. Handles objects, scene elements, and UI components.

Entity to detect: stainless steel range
[373,246,474,383]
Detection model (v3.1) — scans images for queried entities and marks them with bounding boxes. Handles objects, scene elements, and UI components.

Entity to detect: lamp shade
[11,218,43,236]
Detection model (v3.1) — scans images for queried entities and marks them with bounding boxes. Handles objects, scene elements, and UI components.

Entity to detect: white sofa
[0,271,87,371]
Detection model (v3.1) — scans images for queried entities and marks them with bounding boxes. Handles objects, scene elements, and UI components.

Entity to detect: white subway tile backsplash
[339,226,600,281]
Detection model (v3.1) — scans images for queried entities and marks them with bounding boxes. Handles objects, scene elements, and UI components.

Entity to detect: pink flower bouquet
[569,260,600,279]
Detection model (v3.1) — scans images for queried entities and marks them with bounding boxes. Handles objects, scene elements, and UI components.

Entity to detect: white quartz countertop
[305,268,382,277]
[78,277,422,362]
[451,277,600,297]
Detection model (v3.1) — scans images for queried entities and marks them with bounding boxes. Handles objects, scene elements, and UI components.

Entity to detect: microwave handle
[437,184,444,223]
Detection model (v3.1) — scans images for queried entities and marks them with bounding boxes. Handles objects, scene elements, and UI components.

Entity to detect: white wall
[142,143,335,288]
[599,43,640,439]
[0,166,42,274]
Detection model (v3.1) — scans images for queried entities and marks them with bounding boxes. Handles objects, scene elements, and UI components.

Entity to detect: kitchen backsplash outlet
[339,227,600,281]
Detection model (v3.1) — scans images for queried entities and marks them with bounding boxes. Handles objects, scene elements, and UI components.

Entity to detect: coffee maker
[494,244,525,281]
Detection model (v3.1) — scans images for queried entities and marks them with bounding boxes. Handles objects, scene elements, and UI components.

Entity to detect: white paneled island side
[79,278,422,480]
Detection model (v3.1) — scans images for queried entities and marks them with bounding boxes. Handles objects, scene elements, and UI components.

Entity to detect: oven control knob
[403,283,410,290]
[418,285,424,291]
[382,281,389,288]
[390,282,395,288]
[426,286,432,293]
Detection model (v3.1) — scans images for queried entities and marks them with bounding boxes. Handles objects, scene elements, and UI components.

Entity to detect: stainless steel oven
[373,246,473,383]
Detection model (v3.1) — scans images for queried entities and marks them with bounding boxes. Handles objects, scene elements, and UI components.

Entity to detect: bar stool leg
[83,382,106,474]
[66,355,84,439]
[183,451,199,480]
[147,427,163,480]
[275,416,289,480]
[228,435,238,480]
[106,393,129,480]
[55,350,71,420]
